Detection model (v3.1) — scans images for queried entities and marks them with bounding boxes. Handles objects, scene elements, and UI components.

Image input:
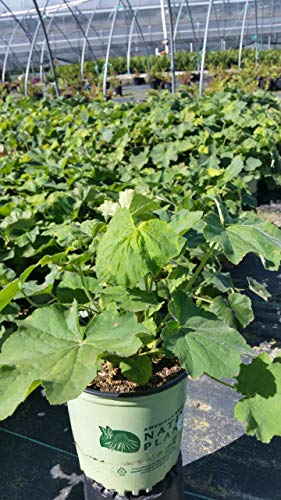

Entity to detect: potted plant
[133,70,146,86]
[1,191,281,495]
[146,65,165,90]
[110,77,123,97]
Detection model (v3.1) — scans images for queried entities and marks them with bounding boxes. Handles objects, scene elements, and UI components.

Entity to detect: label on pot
[98,404,184,454]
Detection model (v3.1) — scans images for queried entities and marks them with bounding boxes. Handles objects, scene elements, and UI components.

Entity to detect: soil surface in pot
[89,357,184,393]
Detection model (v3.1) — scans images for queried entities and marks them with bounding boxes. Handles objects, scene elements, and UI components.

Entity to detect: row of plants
[0,89,281,447]
[53,48,281,78]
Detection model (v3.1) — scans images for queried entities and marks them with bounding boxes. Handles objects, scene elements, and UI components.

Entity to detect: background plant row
[0,89,281,319]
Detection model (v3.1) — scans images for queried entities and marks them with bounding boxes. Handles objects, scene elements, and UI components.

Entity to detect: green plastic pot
[68,372,187,496]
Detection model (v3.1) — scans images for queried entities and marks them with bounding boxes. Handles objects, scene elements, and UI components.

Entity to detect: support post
[166,0,176,93]
[103,0,121,98]
[238,0,249,69]
[32,0,60,97]
[199,0,213,97]
[81,2,102,81]
[185,0,198,53]
[123,0,150,75]
[2,22,21,82]
[160,0,168,51]
[254,0,259,66]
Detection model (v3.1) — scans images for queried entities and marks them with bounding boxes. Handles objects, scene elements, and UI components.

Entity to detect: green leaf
[203,270,234,293]
[151,143,178,168]
[57,271,101,304]
[85,309,144,357]
[223,157,244,183]
[210,293,253,328]
[204,212,281,270]
[247,277,271,302]
[245,157,262,172]
[170,210,203,236]
[96,208,180,287]
[120,356,152,385]
[228,293,254,328]
[235,353,281,443]
[0,302,103,418]
[0,264,36,312]
[129,148,149,169]
[101,286,159,312]
[129,192,160,218]
[162,290,250,379]
[0,264,16,286]
[209,296,236,327]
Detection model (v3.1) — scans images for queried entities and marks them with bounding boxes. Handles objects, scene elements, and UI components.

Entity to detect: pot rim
[84,370,187,399]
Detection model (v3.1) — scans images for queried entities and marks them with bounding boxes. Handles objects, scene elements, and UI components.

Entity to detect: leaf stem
[156,311,171,334]
[185,242,217,294]
[192,295,212,304]
[76,266,98,311]
[139,348,162,357]
[206,374,235,390]
[144,274,150,291]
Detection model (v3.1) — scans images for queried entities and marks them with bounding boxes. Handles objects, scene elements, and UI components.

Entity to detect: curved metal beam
[199,0,213,97]
[2,20,25,82]
[63,0,97,63]
[174,2,184,47]
[39,14,55,81]
[0,0,42,67]
[103,0,121,97]
[81,1,102,80]
[185,0,199,53]
[122,0,150,74]
[25,19,41,96]
[32,0,60,97]
[238,0,249,69]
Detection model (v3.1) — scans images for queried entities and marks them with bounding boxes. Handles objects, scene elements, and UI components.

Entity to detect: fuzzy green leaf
[170,210,203,236]
[228,293,254,328]
[96,208,180,287]
[0,303,144,418]
[204,212,281,270]
[247,277,271,302]
[162,290,250,379]
[151,143,178,169]
[120,356,153,385]
[0,264,36,312]
[235,353,281,443]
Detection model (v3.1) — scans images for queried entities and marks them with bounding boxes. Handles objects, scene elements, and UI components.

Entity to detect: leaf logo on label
[99,426,141,453]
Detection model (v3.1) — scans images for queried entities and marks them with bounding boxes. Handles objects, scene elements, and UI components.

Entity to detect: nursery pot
[113,85,123,96]
[133,76,145,86]
[68,372,187,496]
[149,78,163,90]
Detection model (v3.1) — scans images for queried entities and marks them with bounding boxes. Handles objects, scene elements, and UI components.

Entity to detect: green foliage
[0,90,281,443]
[235,353,281,443]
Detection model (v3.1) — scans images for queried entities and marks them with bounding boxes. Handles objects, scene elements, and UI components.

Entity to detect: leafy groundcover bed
[1,89,281,443]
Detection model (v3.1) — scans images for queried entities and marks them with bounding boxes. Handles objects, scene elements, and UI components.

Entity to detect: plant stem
[192,295,212,304]
[76,266,98,311]
[144,274,149,291]
[185,242,217,294]
[206,374,235,390]
[156,311,171,335]
[139,348,162,357]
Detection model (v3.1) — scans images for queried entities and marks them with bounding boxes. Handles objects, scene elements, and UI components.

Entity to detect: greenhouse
[1,1,281,500]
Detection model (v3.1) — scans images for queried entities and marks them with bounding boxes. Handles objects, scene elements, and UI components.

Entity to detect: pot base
[83,454,184,499]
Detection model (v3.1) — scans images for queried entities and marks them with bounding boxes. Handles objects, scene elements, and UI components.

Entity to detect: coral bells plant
[0,191,281,443]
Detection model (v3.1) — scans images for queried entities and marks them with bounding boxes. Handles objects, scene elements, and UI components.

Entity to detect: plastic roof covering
[0,1,280,78]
